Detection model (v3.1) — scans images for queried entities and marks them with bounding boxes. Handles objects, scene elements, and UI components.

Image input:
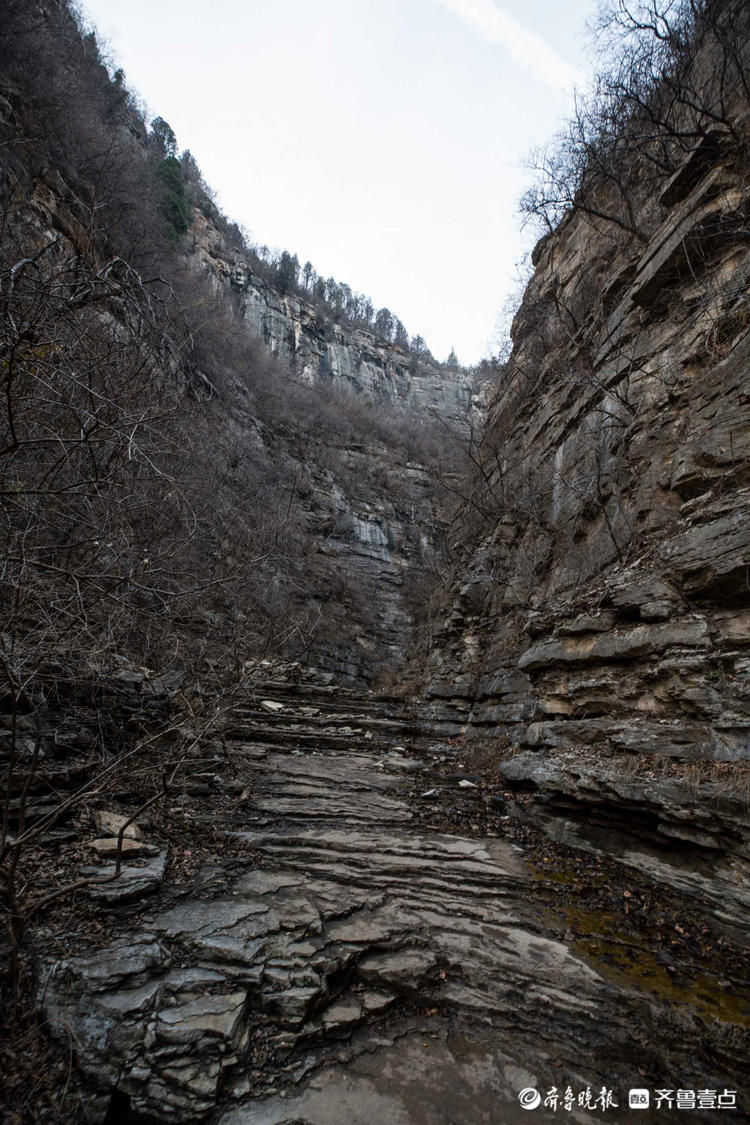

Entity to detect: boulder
[95,810,142,840]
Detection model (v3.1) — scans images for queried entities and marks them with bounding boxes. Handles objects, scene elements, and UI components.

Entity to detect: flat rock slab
[83,850,167,902]
[94,810,142,839]
[156,991,247,1043]
[357,947,438,987]
[149,898,272,939]
[89,837,156,857]
[218,1027,594,1125]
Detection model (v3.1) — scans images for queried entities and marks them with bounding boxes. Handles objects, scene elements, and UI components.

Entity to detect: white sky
[81,0,599,364]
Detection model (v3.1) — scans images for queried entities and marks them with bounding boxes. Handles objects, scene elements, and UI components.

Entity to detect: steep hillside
[0,0,471,686]
[0,2,475,1072]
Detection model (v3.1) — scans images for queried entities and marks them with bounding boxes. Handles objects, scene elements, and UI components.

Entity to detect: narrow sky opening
[82,0,597,364]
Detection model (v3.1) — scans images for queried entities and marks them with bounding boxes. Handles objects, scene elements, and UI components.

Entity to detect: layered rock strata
[190,209,477,425]
[40,683,749,1123]
[423,124,750,908]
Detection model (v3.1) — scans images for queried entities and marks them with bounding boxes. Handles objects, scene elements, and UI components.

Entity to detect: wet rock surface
[40,685,750,1123]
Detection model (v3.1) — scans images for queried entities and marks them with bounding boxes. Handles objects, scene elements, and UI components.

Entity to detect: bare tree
[522,0,750,238]
[0,210,324,998]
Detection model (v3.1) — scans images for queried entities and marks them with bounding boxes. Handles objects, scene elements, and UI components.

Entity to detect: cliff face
[189,208,476,424]
[166,210,474,682]
[423,122,750,927]
[183,214,466,682]
[0,72,462,688]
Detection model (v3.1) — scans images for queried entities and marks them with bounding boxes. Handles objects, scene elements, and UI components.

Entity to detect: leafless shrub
[522,0,750,239]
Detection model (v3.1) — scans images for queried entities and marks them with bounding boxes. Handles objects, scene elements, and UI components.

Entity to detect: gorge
[1,1,749,1123]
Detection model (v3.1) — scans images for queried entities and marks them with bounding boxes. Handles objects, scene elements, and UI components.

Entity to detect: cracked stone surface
[40,687,750,1122]
[81,850,168,903]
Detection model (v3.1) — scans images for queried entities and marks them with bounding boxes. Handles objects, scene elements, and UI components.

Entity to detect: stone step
[240,680,414,716]
[223,724,411,752]
[231,707,416,735]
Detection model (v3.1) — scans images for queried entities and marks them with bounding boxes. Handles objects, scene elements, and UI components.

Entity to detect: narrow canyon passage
[41,679,748,1124]
[4,4,750,1123]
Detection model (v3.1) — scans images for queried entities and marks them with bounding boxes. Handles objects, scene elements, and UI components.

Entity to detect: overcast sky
[81,0,599,364]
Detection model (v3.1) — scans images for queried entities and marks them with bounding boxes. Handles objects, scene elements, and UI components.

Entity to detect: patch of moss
[564,903,750,1028]
[526,851,750,1029]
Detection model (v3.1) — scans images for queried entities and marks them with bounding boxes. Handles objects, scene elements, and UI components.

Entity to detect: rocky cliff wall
[188,208,477,424]
[182,209,459,681]
[426,124,750,742]
[0,95,454,687]
[175,211,472,682]
[421,121,750,926]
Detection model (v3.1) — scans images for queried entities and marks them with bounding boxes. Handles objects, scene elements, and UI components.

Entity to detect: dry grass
[462,733,513,775]
[607,753,750,803]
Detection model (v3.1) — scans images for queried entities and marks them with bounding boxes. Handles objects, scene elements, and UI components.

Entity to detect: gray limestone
[84,850,167,903]
[39,689,749,1122]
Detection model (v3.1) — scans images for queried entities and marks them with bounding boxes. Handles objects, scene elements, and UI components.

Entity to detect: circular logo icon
[519,1088,542,1110]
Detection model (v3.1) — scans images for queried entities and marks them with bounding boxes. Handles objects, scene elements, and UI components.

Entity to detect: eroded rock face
[289,445,444,681]
[499,749,750,929]
[423,135,750,742]
[189,210,477,426]
[421,117,750,899]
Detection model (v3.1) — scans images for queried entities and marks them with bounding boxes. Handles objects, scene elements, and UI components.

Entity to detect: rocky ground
[7,676,747,1124]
